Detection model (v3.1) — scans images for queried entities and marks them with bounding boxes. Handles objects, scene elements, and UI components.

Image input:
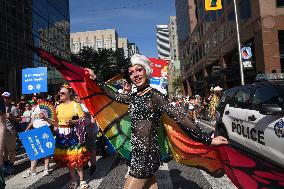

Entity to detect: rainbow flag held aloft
[205,0,222,11]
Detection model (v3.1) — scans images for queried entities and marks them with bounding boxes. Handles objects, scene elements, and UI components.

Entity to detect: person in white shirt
[22,105,51,178]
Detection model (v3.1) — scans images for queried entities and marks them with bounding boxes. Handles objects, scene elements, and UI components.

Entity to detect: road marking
[123,163,174,189]
[5,163,56,189]
[156,163,173,189]
[200,170,237,189]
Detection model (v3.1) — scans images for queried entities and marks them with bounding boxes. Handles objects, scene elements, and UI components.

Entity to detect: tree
[71,47,129,81]
[172,76,183,94]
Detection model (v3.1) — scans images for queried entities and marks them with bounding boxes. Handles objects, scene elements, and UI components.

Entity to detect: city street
[1,0,284,189]
[5,122,236,189]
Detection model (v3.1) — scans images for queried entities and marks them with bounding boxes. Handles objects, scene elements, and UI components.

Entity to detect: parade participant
[22,105,51,178]
[2,92,20,174]
[42,86,90,189]
[118,79,132,95]
[19,103,32,132]
[208,86,222,124]
[86,54,228,189]
[74,95,97,176]
[118,77,132,178]
[0,97,6,188]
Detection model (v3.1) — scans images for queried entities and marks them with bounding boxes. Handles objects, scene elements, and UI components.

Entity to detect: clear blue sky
[69,0,176,57]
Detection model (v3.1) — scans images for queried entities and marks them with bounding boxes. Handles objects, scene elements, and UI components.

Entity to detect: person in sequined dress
[86,54,228,189]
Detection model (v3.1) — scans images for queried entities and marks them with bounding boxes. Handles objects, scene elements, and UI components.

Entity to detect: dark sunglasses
[59,92,68,95]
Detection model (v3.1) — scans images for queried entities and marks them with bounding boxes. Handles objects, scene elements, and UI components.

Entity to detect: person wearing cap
[208,86,223,124]
[1,92,20,175]
[86,54,228,189]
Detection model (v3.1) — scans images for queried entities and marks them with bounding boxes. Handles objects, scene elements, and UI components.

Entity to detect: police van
[215,73,284,167]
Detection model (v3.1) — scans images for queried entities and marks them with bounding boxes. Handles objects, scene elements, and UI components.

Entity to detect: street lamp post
[233,0,245,85]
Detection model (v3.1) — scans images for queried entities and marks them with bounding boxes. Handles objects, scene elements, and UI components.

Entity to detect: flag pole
[233,0,245,85]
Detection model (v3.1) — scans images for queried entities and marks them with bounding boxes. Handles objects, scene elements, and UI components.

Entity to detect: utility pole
[233,0,245,85]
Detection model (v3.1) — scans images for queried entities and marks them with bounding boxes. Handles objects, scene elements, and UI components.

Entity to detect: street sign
[241,46,253,68]
[19,126,55,160]
[22,67,47,94]
[149,58,168,94]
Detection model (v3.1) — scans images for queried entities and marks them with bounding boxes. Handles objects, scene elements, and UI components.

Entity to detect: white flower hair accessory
[130,54,153,76]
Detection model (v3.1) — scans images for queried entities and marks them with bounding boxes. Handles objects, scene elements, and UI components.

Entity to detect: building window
[277,0,284,7]
[239,0,251,20]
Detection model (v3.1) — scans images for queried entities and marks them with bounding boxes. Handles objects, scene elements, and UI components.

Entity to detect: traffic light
[205,0,222,11]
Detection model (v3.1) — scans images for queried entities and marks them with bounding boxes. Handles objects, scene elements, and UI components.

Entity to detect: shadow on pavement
[26,167,69,189]
[169,169,203,189]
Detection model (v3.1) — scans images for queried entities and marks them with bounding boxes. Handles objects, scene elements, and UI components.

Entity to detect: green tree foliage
[172,75,183,94]
[71,47,129,81]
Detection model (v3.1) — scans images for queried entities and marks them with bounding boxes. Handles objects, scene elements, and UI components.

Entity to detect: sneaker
[22,170,36,178]
[42,169,49,177]
[79,181,89,189]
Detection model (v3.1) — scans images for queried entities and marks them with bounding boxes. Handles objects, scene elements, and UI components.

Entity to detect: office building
[0,0,70,98]
[156,25,171,59]
[128,43,140,57]
[70,29,118,53]
[176,0,284,95]
[118,37,129,58]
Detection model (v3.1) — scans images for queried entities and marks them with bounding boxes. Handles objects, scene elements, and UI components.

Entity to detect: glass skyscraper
[0,0,70,98]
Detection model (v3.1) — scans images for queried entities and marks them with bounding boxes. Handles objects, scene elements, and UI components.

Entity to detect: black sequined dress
[97,82,212,179]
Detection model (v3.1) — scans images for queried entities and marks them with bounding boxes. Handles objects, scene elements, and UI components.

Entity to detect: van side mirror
[260,104,283,115]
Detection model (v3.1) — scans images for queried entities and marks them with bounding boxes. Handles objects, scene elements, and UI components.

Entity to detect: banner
[19,126,55,160]
[22,67,47,94]
[241,46,253,68]
[148,58,168,94]
[205,0,222,11]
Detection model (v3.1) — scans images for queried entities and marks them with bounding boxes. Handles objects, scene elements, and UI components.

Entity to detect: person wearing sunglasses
[41,87,90,189]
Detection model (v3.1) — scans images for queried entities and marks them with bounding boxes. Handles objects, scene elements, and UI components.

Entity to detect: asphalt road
[4,121,237,189]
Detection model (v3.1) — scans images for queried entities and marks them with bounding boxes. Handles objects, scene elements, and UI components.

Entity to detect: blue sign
[149,78,161,85]
[19,126,55,160]
[22,67,47,94]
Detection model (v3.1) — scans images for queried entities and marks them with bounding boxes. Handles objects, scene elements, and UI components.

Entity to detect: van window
[253,85,284,111]
[233,88,253,109]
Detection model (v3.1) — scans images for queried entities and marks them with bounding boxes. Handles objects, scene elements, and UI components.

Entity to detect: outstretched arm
[153,93,228,146]
[86,68,131,104]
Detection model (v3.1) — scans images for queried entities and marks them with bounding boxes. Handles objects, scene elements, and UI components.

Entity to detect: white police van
[215,74,284,167]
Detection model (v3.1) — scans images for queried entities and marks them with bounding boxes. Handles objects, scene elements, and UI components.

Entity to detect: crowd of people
[0,89,102,189]
[169,85,223,125]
